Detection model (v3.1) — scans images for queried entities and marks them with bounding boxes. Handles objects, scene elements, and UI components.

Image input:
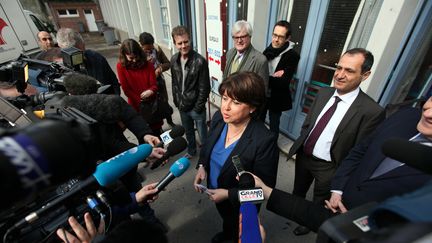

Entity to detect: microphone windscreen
[169,157,190,177]
[166,137,188,155]
[239,173,255,189]
[169,125,185,138]
[93,144,153,186]
[382,138,432,174]
[239,202,262,243]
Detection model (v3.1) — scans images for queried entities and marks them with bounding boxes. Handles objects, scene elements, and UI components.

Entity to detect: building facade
[98,0,432,139]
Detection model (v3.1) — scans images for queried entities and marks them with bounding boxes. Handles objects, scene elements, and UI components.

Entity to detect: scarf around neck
[263,41,292,60]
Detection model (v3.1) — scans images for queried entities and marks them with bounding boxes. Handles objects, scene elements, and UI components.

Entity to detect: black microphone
[382,138,432,174]
[155,125,185,148]
[150,137,188,170]
[154,157,190,193]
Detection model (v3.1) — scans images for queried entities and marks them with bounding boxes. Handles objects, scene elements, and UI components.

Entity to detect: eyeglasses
[232,35,249,41]
[41,37,53,41]
[272,33,286,40]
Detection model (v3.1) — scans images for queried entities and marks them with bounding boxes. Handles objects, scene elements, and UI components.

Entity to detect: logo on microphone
[238,188,264,204]
[160,130,173,144]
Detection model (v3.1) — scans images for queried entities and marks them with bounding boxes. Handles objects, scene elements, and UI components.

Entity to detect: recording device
[0,117,101,209]
[1,144,153,243]
[154,157,190,193]
[238,173,263,243]
[150,137,188,170]
[382,138,432,174]
[156,125,185,148]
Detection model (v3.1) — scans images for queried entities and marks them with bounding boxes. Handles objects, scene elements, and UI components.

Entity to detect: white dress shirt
[308,87,360,161]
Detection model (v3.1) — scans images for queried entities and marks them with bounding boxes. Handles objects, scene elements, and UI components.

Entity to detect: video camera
[0,107,118,242]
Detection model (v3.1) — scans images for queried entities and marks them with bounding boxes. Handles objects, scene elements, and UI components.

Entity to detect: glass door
[282,0,364,138]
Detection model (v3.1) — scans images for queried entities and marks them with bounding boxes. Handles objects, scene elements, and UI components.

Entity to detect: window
[159,0,170,41]
[84,9,92,14]
[57,9,79,17]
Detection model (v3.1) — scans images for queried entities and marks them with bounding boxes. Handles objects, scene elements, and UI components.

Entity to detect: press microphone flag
[238,173,263,243]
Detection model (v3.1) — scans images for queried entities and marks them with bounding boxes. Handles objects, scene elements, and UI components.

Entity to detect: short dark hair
[171,26,190,43]
[139,32,155,45]
[119,39,147,68]
[63,73,99,95]
[219,72,266,118]
[274,20,292,37]
[344,48,374,73]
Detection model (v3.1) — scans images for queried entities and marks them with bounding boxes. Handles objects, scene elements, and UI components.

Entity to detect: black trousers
[292,151,338,204]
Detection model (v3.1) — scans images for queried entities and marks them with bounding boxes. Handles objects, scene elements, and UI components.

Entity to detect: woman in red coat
[117,39,163,135]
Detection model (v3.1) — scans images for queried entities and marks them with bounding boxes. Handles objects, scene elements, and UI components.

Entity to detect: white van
[0,0,54,64]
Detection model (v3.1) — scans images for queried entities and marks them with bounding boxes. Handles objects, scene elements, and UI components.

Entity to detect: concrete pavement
[84,33,316,243]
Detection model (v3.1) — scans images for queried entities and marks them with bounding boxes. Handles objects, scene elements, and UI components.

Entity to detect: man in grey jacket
[223,21,269,99]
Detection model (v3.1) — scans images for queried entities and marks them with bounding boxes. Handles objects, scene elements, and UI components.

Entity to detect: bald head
[37,31,54,51]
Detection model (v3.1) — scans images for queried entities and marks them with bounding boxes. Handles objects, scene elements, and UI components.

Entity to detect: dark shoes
[211,232,232,243]
[293,225,311,236]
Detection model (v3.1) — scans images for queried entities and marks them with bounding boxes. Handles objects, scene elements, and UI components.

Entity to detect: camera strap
[0,97,32,127]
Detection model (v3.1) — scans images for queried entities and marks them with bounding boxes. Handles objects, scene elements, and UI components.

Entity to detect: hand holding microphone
[155,125,185,148]
[150,137,188,170]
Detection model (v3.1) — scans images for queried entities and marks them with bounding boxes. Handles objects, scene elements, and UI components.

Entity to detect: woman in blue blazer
[193,72,279,242]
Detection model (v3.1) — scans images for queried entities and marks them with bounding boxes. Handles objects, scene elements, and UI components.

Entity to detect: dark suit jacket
[198,111,279,201]
[223,45,269,96]
[268,49,300,111]
[267,188,334,232]
[287,87,385,165]
[332,107,432,209]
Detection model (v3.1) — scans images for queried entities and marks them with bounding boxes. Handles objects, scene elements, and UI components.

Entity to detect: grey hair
[56,28,84,49]
[231,20,253,36]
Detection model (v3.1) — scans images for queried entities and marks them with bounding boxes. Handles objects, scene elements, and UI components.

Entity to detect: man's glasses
[272,33,286,40]
[41,37,53,41]
[232,35,249,41]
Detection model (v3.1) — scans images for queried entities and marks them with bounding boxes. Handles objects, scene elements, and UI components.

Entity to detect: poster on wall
[205,0,224,98]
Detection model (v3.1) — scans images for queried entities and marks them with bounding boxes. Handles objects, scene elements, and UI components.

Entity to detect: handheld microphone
[382,138,432,174]
[154,157,190,193]
[150,137,188,170]
[12,144,153,229]
[238,173,263,243]
[155,125,185,148]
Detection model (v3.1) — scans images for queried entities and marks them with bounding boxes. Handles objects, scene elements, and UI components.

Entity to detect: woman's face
[220,91,255,125]
[125,53,137,63]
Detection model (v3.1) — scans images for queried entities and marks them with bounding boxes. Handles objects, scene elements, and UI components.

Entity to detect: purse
[140,93,173,124]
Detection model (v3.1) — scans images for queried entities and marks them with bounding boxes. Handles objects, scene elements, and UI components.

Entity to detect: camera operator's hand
[136,182,159,203]
[56,212,105,243]
[143,134,160,146]
[237,172,273,200]
[140,90,154,100]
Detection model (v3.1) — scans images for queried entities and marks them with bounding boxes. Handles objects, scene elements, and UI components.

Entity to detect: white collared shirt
[309,87,360,161]
[268,41,295,75]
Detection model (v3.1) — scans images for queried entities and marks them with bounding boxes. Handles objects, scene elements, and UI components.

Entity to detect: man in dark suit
[248,97,432,232]
[287,48,385,235]
[261,20,300,134]
[328,105,432,212]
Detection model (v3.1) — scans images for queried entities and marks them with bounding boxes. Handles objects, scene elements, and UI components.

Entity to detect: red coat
[116,61,158,112]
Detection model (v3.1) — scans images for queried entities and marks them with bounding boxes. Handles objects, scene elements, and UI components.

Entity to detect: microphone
[238,173,263,243]
[12,144,153,229]
[382,138,432,174]
[150,137,188,170]
[154,157,190,193]
[155,125,185,148]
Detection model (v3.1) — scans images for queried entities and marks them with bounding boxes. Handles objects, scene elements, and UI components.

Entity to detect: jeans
[179,109,208,155]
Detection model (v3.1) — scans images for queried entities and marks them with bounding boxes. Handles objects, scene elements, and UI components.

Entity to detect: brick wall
[48,2,103,32]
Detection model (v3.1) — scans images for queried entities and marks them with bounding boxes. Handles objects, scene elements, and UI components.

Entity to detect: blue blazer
[198,111,279,200]
[332,107,432,209]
